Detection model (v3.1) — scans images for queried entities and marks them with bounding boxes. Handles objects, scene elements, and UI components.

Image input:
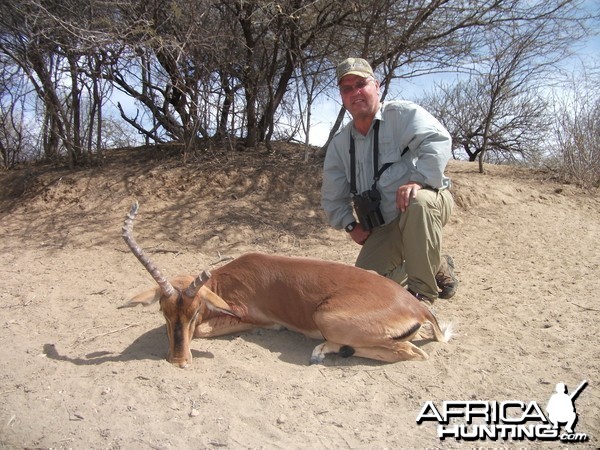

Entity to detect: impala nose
[168,356,190,368]
[167,350,192,368]
[177,359,189,369]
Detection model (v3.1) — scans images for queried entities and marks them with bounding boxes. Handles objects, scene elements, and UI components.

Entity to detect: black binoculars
[352,188,385,231]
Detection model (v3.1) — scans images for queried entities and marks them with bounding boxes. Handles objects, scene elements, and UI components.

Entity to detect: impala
[121,201,452,368]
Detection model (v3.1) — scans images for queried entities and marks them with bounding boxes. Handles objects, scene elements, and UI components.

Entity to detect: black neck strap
[349,121,392,194]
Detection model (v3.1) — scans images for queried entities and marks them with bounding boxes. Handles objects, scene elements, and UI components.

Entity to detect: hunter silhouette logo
[546,380,587,435]
[416,380,589,442]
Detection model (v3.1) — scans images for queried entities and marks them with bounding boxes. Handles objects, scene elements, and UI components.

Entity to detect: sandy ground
[0,144,598,449]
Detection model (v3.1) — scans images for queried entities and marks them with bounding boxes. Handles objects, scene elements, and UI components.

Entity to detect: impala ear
[119,287,161,308]
[199,287,239,318]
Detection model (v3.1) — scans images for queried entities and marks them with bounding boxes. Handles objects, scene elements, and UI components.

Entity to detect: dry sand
[0,144,598,448]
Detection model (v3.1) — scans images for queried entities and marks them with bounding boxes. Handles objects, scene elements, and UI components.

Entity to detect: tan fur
[126,253,451,367]
[122,203,451,368]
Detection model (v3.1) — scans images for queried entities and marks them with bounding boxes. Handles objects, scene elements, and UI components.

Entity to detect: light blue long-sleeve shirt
[321,100,452,229]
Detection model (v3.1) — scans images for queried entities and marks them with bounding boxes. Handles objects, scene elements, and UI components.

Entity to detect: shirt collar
[351,102,384,140]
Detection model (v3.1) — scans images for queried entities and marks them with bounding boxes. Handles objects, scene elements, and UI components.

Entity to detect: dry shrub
[549,74,600,188]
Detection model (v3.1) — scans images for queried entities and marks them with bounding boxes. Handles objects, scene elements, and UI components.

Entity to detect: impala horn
[184,270,212,298]
[122,201,176,297]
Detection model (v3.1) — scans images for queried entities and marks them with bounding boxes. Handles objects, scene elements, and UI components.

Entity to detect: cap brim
[337,71,372,84]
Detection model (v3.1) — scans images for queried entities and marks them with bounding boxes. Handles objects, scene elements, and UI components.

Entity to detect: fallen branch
[149,248,181,255]
[76,323,140,345]
[570,302,600,313]
[210,252,234,266]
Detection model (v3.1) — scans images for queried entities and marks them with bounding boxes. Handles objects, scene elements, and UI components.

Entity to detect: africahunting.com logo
[416,380,589,443]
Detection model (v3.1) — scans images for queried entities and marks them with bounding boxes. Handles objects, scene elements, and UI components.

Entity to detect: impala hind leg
[351,342,429,362]
[310,340,428,364]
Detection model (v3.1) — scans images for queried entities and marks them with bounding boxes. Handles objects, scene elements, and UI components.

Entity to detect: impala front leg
[195,315,255,338]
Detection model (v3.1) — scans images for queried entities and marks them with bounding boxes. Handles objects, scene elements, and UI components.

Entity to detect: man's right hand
[349,224,371,245]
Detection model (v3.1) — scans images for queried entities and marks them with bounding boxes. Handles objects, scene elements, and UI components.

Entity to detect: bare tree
[295,57,331,161]
[0,0,594,168]
[321,0,564,149]
[0,0,123,166]
[418,1,586,172]
[421,75,552,166]
[0,66,37,167]
[0,1,71,163]
[549,68,600,187]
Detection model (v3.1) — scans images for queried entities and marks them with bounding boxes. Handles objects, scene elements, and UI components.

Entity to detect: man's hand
[396,182,422,212]
[349,224,371,245]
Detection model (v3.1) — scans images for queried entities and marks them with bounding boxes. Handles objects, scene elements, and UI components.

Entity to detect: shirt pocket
[377,138,409,190]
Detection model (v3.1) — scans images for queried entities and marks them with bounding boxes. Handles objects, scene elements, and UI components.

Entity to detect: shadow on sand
[42,325,214,366]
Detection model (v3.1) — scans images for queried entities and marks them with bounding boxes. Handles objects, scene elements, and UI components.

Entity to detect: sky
[307,0,600,147]
[307,27,599,147]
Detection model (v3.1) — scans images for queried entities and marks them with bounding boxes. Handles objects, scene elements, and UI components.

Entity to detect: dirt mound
[0,144,598,448]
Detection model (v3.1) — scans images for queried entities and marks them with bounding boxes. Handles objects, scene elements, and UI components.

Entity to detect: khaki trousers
[355,188,453,299]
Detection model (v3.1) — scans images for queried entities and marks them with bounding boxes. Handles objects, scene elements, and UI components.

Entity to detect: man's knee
[411,188,439,207]
[406,189,452,225]
[403,190,438,221]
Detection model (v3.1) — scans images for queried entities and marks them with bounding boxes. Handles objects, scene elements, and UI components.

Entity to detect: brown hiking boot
[436,255,458,299]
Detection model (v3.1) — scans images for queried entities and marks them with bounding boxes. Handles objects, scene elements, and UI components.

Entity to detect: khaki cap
[336,58,374,84]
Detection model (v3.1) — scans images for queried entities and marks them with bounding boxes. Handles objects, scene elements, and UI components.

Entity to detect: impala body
[122,202,451,367]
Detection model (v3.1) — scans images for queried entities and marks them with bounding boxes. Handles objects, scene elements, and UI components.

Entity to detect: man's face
[339,74,380,121]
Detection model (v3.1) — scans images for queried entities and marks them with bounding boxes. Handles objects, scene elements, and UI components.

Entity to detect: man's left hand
[396,182,422,212]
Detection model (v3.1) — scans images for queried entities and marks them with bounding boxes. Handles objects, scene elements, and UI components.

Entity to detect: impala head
[121,201,234,368]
